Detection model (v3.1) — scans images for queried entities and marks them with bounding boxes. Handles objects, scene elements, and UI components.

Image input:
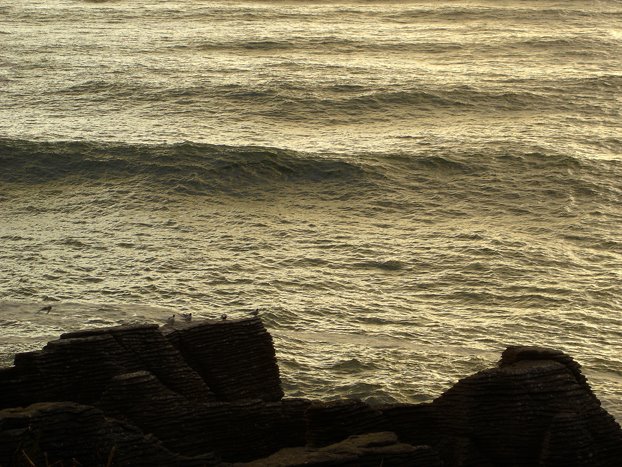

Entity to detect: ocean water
[1,0,622,419]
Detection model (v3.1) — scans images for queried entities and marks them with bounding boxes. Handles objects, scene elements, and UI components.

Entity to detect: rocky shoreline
[1,317,621,466]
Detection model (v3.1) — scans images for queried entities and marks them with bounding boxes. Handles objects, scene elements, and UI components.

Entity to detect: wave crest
[0,139,369,193]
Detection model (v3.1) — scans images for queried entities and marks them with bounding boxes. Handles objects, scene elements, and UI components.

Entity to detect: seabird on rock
[180,312,192,322]
[166,314,176,325]
[221,313,227,321]
[38,305,53,314]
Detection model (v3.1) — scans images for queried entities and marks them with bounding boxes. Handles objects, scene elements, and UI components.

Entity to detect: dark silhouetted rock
[0,324,212,410]
[0,367,26,409]
[500,345,592,396]
[0,402,216,466]
[62,323,213,402]
[0,334,143,408]
[238,431,443,466]
[434,435,494,467]
[164,317,283,402]
[539,412,598,467]
[305,399,388,448]
[97,370,213,456]
[433,346,622,467]
[380,402,441,447]
[98,369,311,462]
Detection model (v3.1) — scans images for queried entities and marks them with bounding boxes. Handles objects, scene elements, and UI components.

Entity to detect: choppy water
[1,0,622,419]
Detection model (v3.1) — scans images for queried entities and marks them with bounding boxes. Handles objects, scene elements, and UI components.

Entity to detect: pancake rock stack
[163,318,283,402]
[432,345,622,466]
[0,318,621,466]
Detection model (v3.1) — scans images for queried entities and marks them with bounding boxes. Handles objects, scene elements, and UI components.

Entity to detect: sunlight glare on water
[0,0,621,420]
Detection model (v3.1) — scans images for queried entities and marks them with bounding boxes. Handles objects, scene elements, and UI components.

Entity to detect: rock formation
[163,318,283,402]
[305,399,388,448]
[0,317,620,466]
[433,346,622,466]
[0,402,215,466]
[239,432,443,466]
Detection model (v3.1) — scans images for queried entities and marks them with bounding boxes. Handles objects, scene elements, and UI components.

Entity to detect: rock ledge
[1,318,620,466]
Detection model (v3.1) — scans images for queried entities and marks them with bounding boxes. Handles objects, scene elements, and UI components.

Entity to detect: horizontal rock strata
[97,370,310,462]
[0,402,215,466]
[239,431,443,466]
[0,317,621,466]
[164,317,283,402]
[63,324,213,402]
[433,353,622,466]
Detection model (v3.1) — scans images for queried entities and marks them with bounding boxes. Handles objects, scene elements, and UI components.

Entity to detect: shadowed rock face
[2,334,144,407]
[433,347,622,467]
[539,412,599,467]
[305,399,388,448]
[500,345,594,397]
[0,318,280,410]
[0,322,621,466]
[238,432,444,467]
[97,370,310,462]
[163,317,283,402]
[62,324,214,402]
[0,402,215,466]
[380,402,440,447]
[0,324,213,409]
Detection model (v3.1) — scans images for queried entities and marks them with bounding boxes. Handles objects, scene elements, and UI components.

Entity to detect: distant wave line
[1,139,621,201]
[50,80,619,118]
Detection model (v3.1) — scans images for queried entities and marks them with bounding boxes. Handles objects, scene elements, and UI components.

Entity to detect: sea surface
[1,0,621,419]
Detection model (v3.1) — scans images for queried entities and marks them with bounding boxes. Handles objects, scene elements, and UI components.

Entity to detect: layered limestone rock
[164,317,283,402]
[0,402,215,466]
[0,323,213,409]
[238,431,443,466]
[0,333,143,408]
[433,346,622,466]
[0,318,280,410]
[97,370,310,462]
[0,319,621,466]
[305,399,388,448]
[62,324,213,402]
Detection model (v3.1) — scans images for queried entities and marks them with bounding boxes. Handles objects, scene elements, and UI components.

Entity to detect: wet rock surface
[0,318,621,466]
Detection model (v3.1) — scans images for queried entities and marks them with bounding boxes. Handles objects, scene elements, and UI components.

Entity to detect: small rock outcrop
[0,319,621,466]
[164,317,283,402]
[433,346,622,466]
